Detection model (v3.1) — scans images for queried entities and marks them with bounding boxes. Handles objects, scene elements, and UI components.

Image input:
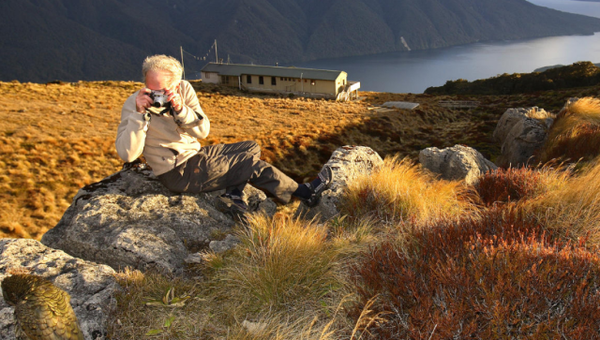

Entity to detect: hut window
[271,77,277,85]
[247,75,252,84]
[259,76,264,85]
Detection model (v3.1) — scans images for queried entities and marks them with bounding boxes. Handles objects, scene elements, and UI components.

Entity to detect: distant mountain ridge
[3,0,600,82]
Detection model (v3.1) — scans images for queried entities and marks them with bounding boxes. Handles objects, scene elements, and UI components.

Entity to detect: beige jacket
[116,80,210,175]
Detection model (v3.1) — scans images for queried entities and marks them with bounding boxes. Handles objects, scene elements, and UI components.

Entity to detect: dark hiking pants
[158,141,299,203]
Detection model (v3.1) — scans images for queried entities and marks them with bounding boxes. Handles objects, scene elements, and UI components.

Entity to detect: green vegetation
[425,61,600,95]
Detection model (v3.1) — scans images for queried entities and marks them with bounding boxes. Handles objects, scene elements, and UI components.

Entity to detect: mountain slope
[3,0,600,82]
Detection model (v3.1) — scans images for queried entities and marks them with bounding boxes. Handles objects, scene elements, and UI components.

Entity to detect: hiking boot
[219,192,249,213]
[304,165,334,207]
[218,192,250,224]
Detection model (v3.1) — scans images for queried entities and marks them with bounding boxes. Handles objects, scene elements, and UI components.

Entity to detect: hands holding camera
[135,85,183,114]
[135,88,153,113]
[165,87,183,113]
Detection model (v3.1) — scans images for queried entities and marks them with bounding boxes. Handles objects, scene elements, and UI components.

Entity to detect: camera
[149,90,170,108]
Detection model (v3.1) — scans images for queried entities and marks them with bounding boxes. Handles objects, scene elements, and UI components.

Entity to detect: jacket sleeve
[172,81,210,139]
[115,93,149,162]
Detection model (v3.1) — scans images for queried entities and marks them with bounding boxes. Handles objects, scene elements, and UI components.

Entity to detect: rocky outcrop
[41,166,275,274]
[0,239,117,340]
[419,145,497,185]
[39,146,382,274]
[296,145,384,221]
[493,107,554,167]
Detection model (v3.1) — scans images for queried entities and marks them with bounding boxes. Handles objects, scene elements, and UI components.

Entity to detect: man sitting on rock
[116,55,332,213]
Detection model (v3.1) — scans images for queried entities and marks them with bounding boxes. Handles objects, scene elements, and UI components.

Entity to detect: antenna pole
[180,46,186,80]
[214,39,219,63]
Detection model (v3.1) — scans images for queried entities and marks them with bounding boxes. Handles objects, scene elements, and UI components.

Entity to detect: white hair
[142,55,183,87]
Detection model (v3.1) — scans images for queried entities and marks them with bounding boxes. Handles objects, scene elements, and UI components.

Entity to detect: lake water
[298,0,600,93]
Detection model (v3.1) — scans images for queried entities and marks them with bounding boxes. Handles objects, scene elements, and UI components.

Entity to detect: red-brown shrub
[476,168,544,204]
[350,209,600,339]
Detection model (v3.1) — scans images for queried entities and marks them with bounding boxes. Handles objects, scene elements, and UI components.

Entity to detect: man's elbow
[198,127,210,139]
[117,148,140,163]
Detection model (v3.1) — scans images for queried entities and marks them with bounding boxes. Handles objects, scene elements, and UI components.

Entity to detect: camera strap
[145,106,171,116]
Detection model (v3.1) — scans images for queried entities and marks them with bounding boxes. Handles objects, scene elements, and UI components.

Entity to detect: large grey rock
[296,146,384,221]
[0,239,117,340]
[493,107,554,167]
[419,145,497,185]
[41,166,275,274]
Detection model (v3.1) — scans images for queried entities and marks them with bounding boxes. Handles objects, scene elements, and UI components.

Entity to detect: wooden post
[180,46,186,80]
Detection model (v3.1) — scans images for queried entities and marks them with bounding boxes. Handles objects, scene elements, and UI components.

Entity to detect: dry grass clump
[339,156,476,227]
[350,208,600,339]
[541,97,600,163]
[213,214,341,314]
[528,159,600,247]
[476,167,569,205]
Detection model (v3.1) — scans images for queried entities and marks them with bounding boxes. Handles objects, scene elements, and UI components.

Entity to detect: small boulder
[419,145,497,185]
[0,239,117,340]
[493,107,554,167]
[41,166,274,274]
[296,146,384,221]
[209,234,240,253]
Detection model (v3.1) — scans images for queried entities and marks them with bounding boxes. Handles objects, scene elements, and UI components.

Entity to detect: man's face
[145,70,178,92]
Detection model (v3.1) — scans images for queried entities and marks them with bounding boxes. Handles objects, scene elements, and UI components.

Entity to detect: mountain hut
[200,63,360,101]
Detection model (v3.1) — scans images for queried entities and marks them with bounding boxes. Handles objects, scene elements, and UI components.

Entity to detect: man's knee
[245,140,261,158]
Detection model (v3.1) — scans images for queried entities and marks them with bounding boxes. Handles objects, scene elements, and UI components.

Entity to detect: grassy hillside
[2,79,598,239]
[4,79,600,338]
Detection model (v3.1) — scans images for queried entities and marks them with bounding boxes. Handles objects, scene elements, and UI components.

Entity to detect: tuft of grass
[339,156,477,227]
[217,214,341,313]
[541,97,600,163]
[528,159,600,247]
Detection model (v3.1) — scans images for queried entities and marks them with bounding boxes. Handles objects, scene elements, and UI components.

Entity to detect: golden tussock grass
[528,159,600,247]
[541,96,600,163]
[0,81,134,239]
[213,214,341,313]
[339,156,478,228]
